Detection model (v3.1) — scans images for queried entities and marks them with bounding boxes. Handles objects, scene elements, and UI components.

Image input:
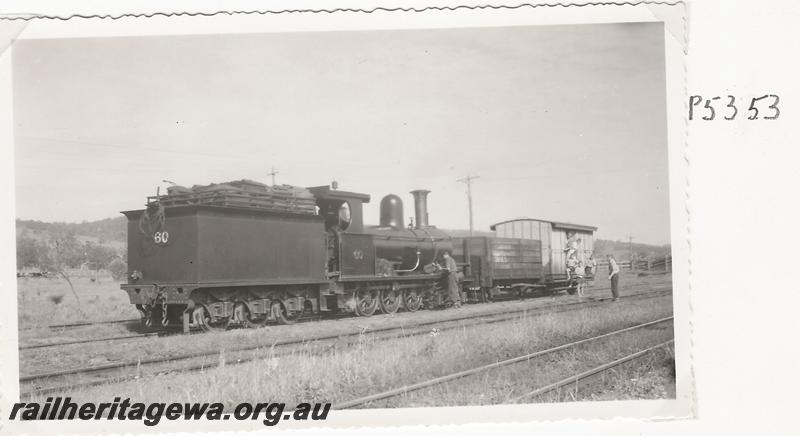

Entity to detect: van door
[549,228,568,278]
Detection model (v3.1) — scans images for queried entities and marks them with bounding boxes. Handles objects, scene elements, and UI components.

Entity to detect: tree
[83,241,117,271]
[108,258,127,281]
[16,231,85,313]
[46,232,84,307]
[16,234,47,270]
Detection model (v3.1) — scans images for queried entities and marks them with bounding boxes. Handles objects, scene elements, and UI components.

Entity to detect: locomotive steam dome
[379,194,404,229]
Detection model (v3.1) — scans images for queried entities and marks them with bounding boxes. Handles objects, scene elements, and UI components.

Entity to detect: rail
[509,340,674,402]
[332,317,674,409]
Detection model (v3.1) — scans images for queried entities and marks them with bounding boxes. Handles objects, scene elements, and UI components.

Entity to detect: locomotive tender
[120,180,595,332]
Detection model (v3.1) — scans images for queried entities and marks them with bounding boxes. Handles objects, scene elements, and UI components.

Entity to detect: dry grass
[570,343,676,402]
[17,274,138,330]
[34,294,674,408]
[380,322,675,407]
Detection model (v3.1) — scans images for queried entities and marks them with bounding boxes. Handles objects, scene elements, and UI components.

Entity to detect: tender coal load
[151,179,317,215]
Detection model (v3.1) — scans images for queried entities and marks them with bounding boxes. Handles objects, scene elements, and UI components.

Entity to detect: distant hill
[16,217,127,246]
[594,239,671,260]
[16,216,128,273]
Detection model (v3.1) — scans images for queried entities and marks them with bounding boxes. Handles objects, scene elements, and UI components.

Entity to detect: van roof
[490,218,597,232]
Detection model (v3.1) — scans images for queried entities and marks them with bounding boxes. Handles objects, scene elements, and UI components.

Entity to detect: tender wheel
[354,289,379,317]
[193,305,230,333]
[272,301,300,325]
[234,302,265,328]
[379,288,401,314]
[522,286,536,299]
[402,289,423,312]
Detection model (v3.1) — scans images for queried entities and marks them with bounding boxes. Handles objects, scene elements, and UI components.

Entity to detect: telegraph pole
[457,174,480,236]
[267,166,279,186]
[628,235,634,269]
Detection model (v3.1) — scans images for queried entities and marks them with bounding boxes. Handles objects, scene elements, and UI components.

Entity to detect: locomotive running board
[337,273,441,282]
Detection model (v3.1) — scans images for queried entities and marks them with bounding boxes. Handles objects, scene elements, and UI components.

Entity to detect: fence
[596,254,671,272]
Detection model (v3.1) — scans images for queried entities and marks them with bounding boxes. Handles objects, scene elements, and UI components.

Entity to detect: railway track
[19,281,672,351]
[508,339,674,402]
[18,331,185,351]
[19,313,336,350]
[20,287,672,397]
[332,318,674,409]
[20,318,141,332]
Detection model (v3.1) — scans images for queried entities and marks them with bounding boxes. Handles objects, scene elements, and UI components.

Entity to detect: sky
[13,22,670,244]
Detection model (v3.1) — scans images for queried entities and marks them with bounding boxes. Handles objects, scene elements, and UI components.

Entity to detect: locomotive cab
[308,185,371,277]
[309,185,370,234]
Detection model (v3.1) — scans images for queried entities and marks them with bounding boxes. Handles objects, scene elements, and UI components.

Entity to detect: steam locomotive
[121,181,595,332]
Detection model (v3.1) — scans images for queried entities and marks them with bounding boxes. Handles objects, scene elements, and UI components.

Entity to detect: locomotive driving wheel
[379,288,401,314]
[354,288,379,317]
[192,305,231,333]
[402,289,423,312]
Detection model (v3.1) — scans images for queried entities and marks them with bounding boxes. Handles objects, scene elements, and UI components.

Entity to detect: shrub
[108,258,127,281]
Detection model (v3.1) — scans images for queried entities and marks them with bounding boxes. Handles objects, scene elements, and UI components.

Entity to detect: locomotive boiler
[121,180,453,332]
[365,190,452,274]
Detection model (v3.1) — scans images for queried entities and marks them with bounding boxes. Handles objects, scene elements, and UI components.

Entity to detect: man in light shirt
[442,251,461,308]
[606,254,620,301]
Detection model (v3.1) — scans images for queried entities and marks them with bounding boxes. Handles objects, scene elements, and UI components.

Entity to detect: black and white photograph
[1,2,691,431]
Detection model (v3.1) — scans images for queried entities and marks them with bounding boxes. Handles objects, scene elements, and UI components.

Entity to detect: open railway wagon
[453,218,597,302]
[120,179,453,332]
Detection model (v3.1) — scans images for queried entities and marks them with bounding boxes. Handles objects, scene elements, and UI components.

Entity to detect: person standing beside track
[582,253,597,293]
[573,257,586,297]
[607,254,620,301]
[585,253,597,280]
[442,251,461,308]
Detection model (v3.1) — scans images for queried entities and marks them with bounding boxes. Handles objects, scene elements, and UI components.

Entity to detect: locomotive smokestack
[410,189,430,229]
